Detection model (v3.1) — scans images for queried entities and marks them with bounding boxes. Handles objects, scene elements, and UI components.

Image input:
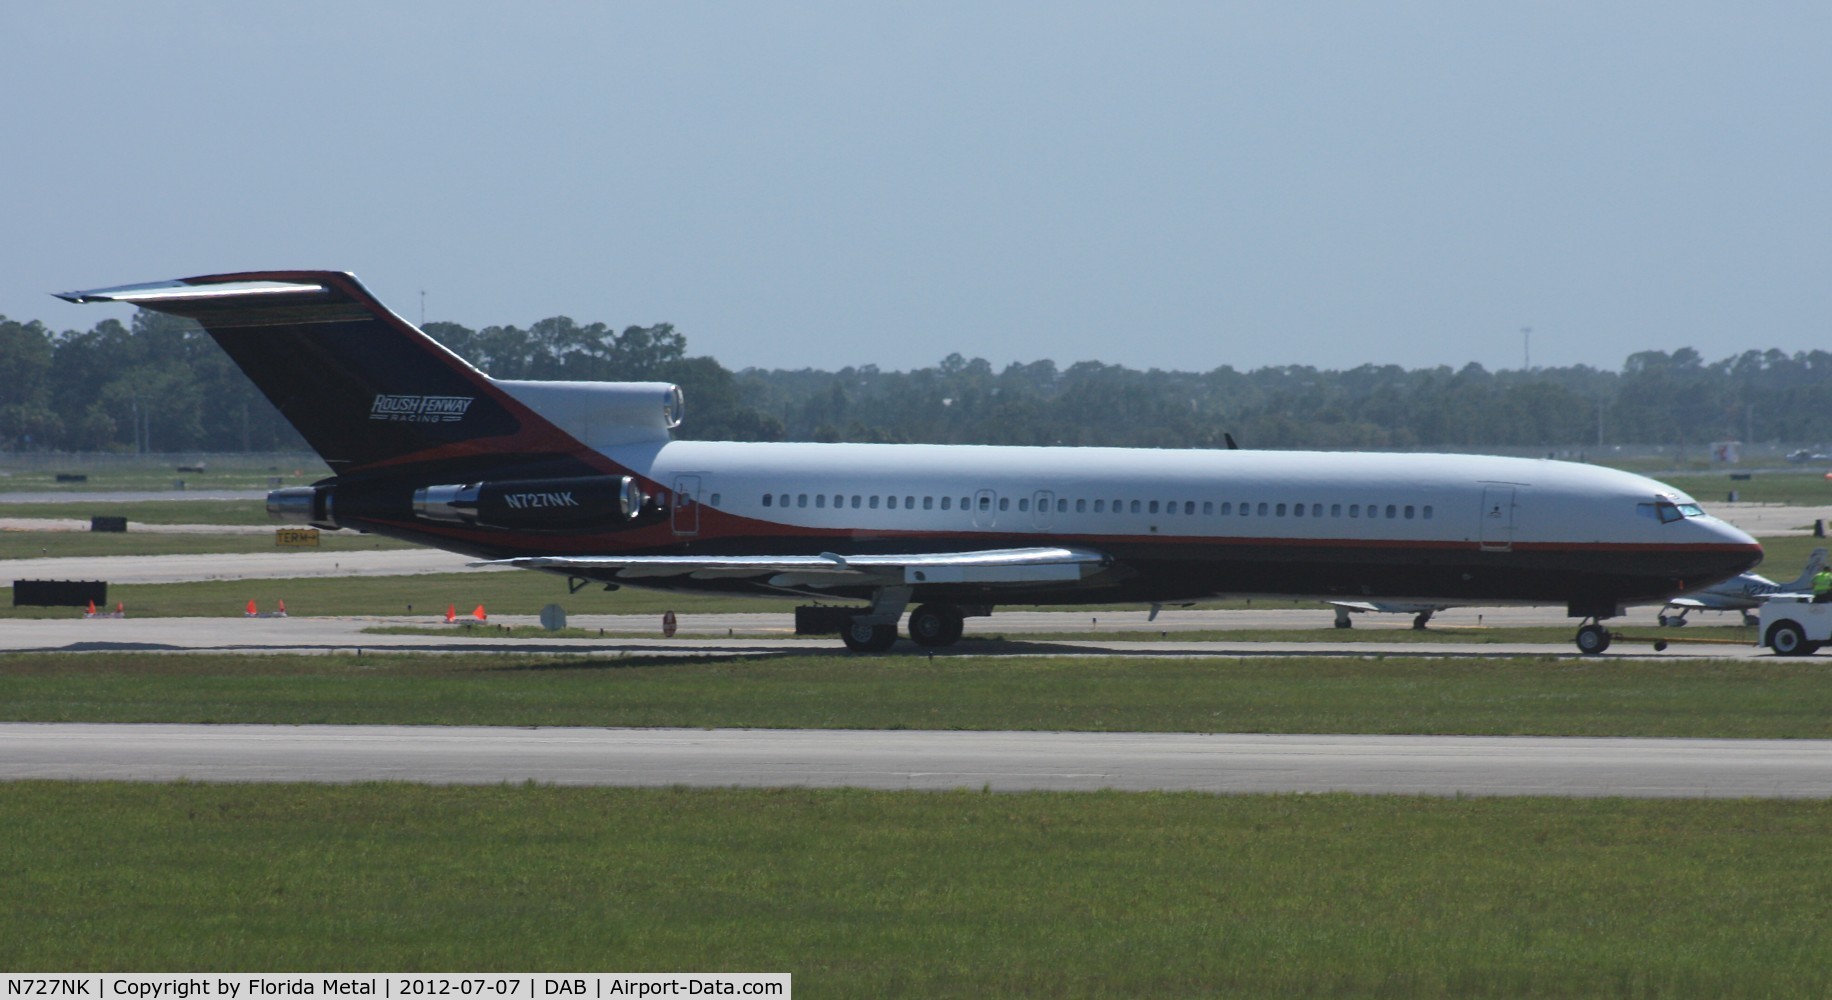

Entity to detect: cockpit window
[1638,500,1705,524]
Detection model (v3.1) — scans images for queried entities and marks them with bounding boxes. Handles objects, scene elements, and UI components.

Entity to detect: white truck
[1756,593,1832,655]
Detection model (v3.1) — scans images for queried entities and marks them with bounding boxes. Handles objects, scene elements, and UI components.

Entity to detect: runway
[4,723,1827,798]
[0,612,1771,658]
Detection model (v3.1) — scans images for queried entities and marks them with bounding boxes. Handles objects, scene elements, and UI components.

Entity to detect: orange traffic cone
[246,599,258,617]
[85,599,96,616]
[445,604,457,624]
[472,604,488,622]
[115,602,125,618]
[276,599,287,616]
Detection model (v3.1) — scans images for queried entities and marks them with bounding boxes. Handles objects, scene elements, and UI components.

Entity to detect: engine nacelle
[413,475,647,531]
[267,486,340,530]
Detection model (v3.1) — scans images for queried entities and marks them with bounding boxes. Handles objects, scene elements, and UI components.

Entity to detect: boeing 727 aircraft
[59,271,1764,654]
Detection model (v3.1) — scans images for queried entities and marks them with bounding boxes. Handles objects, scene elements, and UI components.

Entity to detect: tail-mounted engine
[412,475,649,532]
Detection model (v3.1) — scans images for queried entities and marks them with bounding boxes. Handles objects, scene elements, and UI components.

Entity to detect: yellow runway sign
[275,527,321,548]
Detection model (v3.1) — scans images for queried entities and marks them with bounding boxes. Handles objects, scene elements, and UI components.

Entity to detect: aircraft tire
[908,604,964,648]
[841,621,898,653]
[1575,623,1612,655]
[1766,620,1818,657]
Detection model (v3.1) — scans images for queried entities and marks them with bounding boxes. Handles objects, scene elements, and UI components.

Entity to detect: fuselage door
[1032,490,1055,531]
[1479,485,1516,552]
[672,474,702,536]
[972,489,998,529]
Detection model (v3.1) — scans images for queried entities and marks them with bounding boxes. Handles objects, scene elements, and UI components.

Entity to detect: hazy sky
[5,3,1831,374]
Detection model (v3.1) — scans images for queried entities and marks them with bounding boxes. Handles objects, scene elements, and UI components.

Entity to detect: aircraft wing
[1328,600,1448,614]
[1664,597,1714,609]
[474,546,1111,589]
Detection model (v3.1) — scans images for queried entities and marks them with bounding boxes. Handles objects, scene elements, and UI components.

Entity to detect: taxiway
[4,723,1827,798]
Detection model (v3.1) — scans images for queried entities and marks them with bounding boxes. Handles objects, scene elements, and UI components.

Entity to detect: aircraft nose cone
[1706,517,1765,576]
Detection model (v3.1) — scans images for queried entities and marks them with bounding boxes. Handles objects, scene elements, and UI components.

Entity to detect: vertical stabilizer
[58,271,590,475]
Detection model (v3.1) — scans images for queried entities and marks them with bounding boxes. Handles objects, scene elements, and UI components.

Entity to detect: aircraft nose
[1705,517,1765,574]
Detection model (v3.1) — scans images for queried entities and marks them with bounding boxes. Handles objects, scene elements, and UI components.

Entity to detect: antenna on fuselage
[1224,433,1239,450]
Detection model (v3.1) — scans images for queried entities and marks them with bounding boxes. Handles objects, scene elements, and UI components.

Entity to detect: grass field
[4,782,1828,996]
[0,530,416,559]
[5,651,1831,737]
[0,458,327,493]
[1661,470,1832,506]
[0,571,769,619]
[0,497,273,524]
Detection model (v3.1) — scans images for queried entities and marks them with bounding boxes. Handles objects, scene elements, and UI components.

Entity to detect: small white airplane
[57,271,1764,654]
[1328,600,1449,630]
[1658,548,1827,627]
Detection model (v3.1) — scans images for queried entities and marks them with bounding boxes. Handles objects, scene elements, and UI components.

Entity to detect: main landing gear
[907,603,966,648]
[816,590,985,653]
[840,619,898,653]
[1574,620,1612,655]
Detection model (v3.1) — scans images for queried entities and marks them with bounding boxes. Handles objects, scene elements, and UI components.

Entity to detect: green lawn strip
[0,531,417,559]
[0,458,326,490]
[1662,470,1832,506]
[0,573,770,619]
[359,622,1755,646]
[0,498,274,524]
[2,782,1827,995]
[1011,625,1756,646]
[5,652,1831,737]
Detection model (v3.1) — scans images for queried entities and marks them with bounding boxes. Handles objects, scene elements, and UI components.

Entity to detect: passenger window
[798,494,808,508]
[1385,504,1397,519]
[1094,500,1105,513]
[1311,504,1322,517]
[1220,502,1232,515]
[1350,504,1359,517]
[941,497,952,510]
[762,494,772,507]
[1077,499,1087,512]
[1257,502,1268,516]
[710,494,721,507]
[1330,504,1341,517]
[1423,505,1433,519]
[1405,505,1415,519]
[998,497,1009,511]
[1149,501,1160,514]
[1276,503,1287,516]
[979,496,991,511]
[1130,500,1142,514]
[1293,503,1305,518]
[1202,501,1213,515]
[869,496,879,509]
[1186,501,1196,515]
[851,496,862,509]
[923,496,933,510]
[1018,498,1029,512]
[906,496,915,508]
[1056,499,1067,513]
[816,495,826,508]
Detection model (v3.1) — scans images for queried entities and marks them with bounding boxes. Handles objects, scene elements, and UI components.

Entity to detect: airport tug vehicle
[1757,592,1832,655]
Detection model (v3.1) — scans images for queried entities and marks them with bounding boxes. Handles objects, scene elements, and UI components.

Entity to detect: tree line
[2,308,1828,453]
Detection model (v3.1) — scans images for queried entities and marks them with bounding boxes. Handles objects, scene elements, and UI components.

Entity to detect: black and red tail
[58,271,588,478]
